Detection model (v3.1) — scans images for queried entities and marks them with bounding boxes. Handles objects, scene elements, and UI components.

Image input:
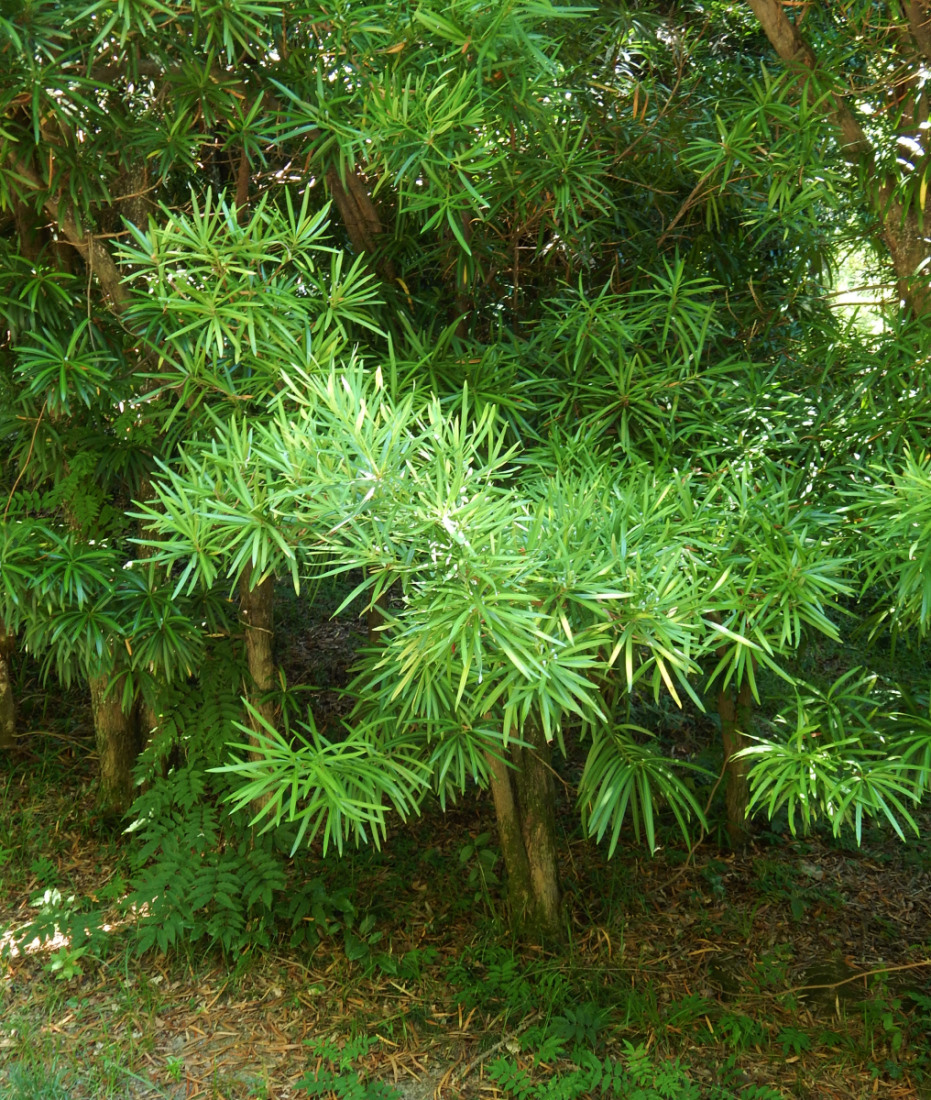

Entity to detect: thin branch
[4,400,48,522]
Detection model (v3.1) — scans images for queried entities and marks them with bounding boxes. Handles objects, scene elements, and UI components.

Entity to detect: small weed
[861,986,906,1062]
[776,1025,812,1056]
[714,1012,766,1051]
[549,1002,610,1051]
[298,1036,400,1099]
[699,859,729,900]
[29,856,59,884]
[614,981,661,1030]
[665,992,714,1030]
[459,831,501,915]
[485,1040,722,1100]
[45,943,88,981]
[446,946,540,1016]
[749,944,793,992]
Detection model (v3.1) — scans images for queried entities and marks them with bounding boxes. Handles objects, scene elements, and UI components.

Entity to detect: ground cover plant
[1,721,930,1098]
[4,0,931,1096]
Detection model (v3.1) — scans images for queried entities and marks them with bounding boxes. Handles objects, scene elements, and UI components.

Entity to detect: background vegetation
[2,0,931,1095]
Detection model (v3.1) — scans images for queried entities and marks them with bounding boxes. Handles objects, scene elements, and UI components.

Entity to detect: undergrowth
[2,655,931,1098]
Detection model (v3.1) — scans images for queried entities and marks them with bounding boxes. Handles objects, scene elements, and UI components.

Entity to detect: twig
[4,398,47,521]
[450,1012,540,1088]
[779,958,931,997]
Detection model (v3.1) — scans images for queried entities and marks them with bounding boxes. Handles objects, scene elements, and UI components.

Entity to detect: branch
[8,157,129,313]
[744,0,931,315]
[324,166,398,283]
[903,0,931,65]
[744,0,872,159]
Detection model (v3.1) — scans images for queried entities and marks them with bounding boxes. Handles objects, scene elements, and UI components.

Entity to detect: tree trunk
[133,478,163,755]
[718,677,754,848]
[0,623,16,751]
[745,0,931,316]
[366,578,390,644]
[239,564,277,741]
[89,674,137,816]
[324,166,398,283]
[486,721,563,942]
[9,157,130,313]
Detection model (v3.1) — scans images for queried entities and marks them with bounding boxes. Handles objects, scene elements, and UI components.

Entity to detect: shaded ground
[1,615,930,1098]
[1,735,930,1099]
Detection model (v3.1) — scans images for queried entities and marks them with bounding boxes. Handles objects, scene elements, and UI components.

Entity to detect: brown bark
[902,1,931,64]
[8,156,130,312]
[239,564,277,743]
[0,623,16,751]
[486,748,534,921]
[116,163,151,233]
[235,149,250,215]
[745,0,931,315]
[239,565,277,817]
[11,199,42,263]
[133,477,162,753]
[366,575,390,644]
[324,167,398,283]
[512,723,562,935]
[718,676,754,848]
[486,721,563,942]
[89,674,138,815]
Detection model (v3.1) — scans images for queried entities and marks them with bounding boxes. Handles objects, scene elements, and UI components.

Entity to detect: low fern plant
[298,1036,400,1100]
[486,1040,785,1100]
[125,649,346,954]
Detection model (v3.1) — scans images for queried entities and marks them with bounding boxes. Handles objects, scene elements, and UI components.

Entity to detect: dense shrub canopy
[2,0,931,944]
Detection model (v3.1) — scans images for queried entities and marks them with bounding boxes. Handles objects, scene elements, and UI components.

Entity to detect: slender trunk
[718,676,754,848]
[135,694,159,755]
[89,674,137,815]
[366,577,390,644]
[0,623,16,750]
[486,722,563,942]
[486,749,534,922]
[512,723,562,934]
[239,564,277,741]
[10,157,130,313]
[134,477,162,755]
[239,566,277,818]
[745,0,931,315]
[324,167,398,283]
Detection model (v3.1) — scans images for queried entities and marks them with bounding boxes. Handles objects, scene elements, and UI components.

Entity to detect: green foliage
[216,703,429,856]
[697,460,850,698]
[120,190,382,403]
[529,263,737,458]
[459,831,501,912]
[739,669,926,842]
[4,1063,72,1100]
[124,649,319,955]
[486,1041,708,1100]
[4,0,931,984]
[578,726,707,856]
[858,449,931,635]
[298,1036,400,1100]
[446,945,561,1018]
[776,1026,812,1057]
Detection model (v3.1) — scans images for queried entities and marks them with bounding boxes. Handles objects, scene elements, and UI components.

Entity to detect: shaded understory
[1,725,930,1100]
